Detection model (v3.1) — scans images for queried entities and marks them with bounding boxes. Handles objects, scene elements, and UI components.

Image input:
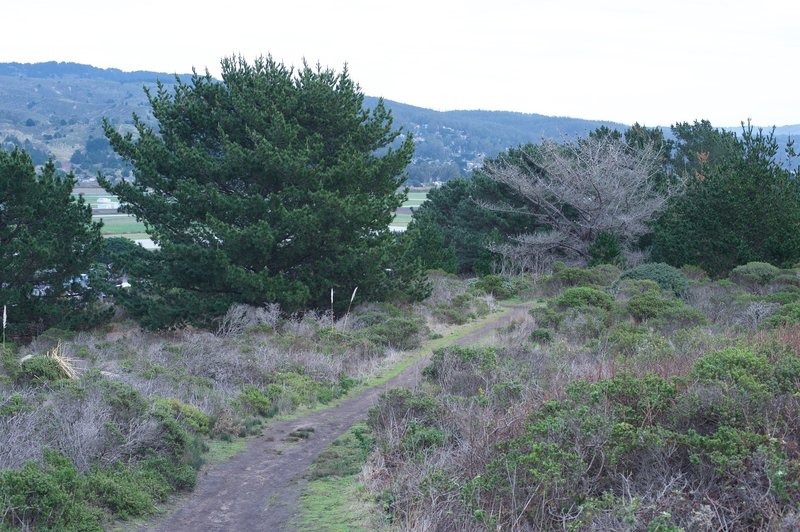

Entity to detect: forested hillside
[0,61,667,184]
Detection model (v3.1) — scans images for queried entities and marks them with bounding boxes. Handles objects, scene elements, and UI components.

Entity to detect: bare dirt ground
[140,305,528,532]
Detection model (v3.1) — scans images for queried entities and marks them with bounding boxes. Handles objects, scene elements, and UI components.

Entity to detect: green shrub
[424,346,498,381]
[0,393,28,416]
[529,328,553,344]
[613,279,661,299]
[473,275,513,299]
[16,355,66,384]
[239,383,280,417]
[764,303,800,328]
[153,398,210,434]
[691,347,774,392]
[620,263,689,295]
[556,287,614,310]
[362,315,427,350]
[400,422,446,453]
[729,262,780,289]
[680,264,708,280]
[368,388,440,432]
[626,291,680,321]
[547,262,620,289]
[606,323,647,357]
[587,231,624,267]
[0,451,101,531]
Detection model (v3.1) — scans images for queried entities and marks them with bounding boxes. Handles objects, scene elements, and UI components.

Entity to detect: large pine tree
[0,149,104,338]
[100,56,415,327]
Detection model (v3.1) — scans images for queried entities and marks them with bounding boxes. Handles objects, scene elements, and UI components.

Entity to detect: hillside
[0,61,796,185]
[0,61,628,184]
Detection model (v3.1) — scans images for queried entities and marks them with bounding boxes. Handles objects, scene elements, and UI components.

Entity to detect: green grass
[93,214,146,236]
[204,439,248,462]
[293,423,377,531]
[390,213,412,227]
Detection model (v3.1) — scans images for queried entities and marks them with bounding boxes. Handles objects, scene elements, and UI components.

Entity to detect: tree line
[1,55,798,337]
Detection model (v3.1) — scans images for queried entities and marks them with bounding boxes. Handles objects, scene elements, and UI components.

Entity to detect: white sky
[2,0,798,126]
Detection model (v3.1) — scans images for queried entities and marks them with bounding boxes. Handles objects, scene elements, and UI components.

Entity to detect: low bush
[729,261,781,291]
[0,451,101,531]
[16,355,66,385]
[555,286,614,310]
[620,263,689,295]
[545,263,621,292]
[529,328,552,344]
[361,315,428,350]
[764,303,800,328]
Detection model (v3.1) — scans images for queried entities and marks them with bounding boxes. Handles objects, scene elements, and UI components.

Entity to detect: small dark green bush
[529,328,553,344]
[556,287,614,310]
[626,291,681,321]
[368,388,440,431]
[424,346,498,381]
[16,356,66,385]
[729,262,780,289]
[620,263,689,296]
[363,315,427,350]
[473,275,513,299]
[764,303,800,328]
[0,451,101,531]
[587,231,624,267]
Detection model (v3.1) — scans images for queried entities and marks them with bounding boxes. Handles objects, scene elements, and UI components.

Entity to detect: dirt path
[141,305,528,532]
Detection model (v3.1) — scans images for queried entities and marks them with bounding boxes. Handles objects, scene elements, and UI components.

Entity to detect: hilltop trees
[0,149,104,337]
[101,56,416,327]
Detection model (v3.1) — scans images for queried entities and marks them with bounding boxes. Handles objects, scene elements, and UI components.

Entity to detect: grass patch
[294,423,376,531]
[204,439,248,462]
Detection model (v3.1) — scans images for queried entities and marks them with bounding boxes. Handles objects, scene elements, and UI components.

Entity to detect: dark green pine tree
[652,124,800,276]
[0,149,105,338]
[100,56,416,328]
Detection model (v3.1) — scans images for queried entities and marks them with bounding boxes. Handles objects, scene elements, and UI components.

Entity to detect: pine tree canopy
[100,56,416,328]
[0,149,105,337]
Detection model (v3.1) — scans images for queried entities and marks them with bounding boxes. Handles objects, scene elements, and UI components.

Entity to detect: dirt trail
[141,305,528,532]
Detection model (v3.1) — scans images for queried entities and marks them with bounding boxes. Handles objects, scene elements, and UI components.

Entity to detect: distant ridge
[0,61,194,84]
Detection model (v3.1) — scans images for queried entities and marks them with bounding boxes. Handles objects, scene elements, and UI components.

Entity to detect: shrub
[680,264,708,280]
[529,328,553,344]
[0,451,101,531]
[16,355,66,385]
[612,278,661,300]
[472,275,513,299]
[764,303,800,328]
[546,262,620,289]
[362,315,427,350]
[729,262,780,290]
[368,389,440,434]
[556,287,614,310]
[424,346,498,381]
[587,231,624,267]
[152,398,210,435]
[691,347,774,392]
[620,263,689,295]
[626,291,680,321]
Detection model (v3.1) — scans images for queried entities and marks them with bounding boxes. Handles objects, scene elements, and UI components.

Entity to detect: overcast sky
[3,0,798,126]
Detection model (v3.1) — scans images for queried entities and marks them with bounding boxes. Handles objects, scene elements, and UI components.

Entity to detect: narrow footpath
[142,305,529,531]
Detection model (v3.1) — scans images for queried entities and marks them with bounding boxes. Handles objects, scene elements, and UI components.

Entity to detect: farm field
[83,189,429,238]
[93,214,146,237]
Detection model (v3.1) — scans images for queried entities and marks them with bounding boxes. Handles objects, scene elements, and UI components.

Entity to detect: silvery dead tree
[484,136,682,268]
